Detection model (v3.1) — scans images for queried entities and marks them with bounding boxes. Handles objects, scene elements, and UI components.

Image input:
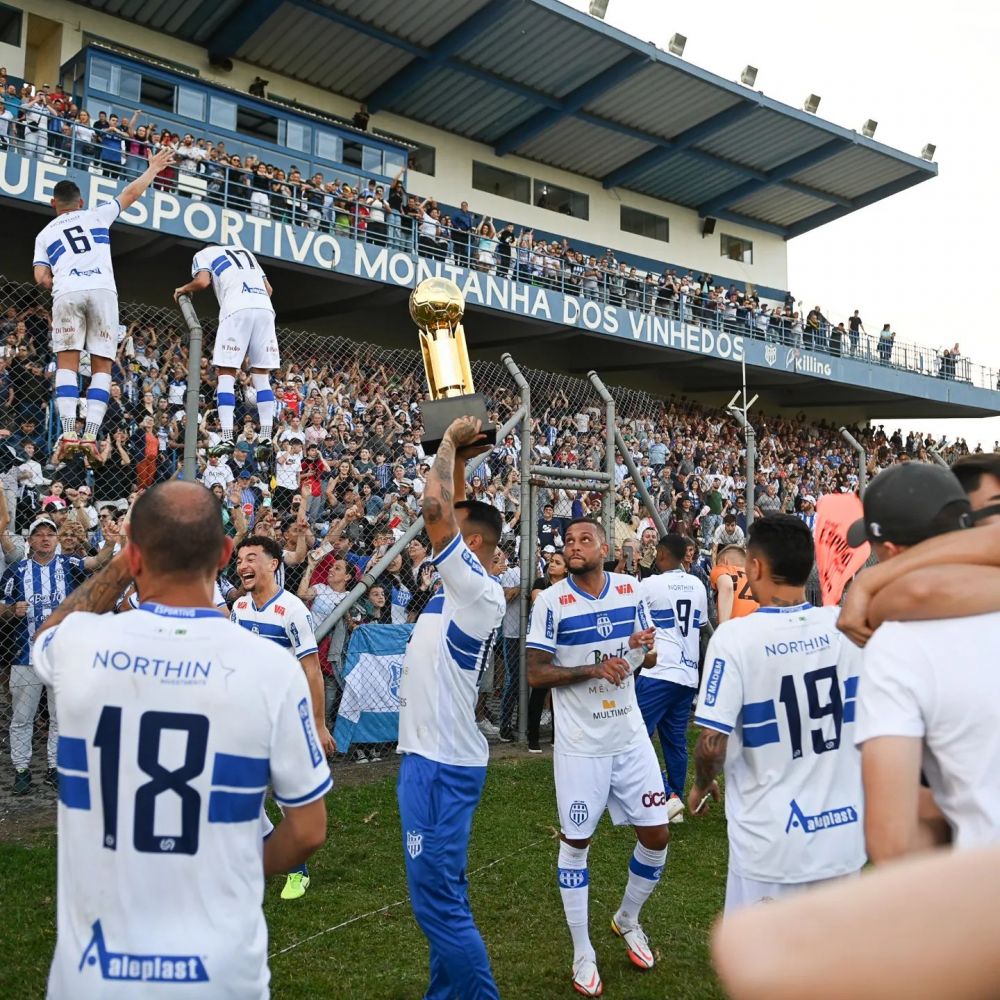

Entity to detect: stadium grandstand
[1,1,998,998]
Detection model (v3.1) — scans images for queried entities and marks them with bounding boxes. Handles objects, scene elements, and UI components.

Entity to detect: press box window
[620,205,669,243]
[534,180,589,220]
[472,161,530,204]
[140,76,175,114]
[0,4,22,47]
[236,105,279,143]
[408,142,435,176]
[721,233,753,265]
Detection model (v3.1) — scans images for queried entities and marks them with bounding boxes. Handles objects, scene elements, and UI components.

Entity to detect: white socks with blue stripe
[55,369,79,436]
[84,372,112,438]
[251,372,274,441]
[217,375,236,441]
[615,842,667,931]
[558,841,594,963]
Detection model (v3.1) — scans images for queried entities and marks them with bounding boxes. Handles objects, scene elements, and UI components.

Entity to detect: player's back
[36,605,331,998]
[697,603,864,883]
[711,563,759,618]
[193,245,273,322]
[640,568,707,683]
[33,200,120,299]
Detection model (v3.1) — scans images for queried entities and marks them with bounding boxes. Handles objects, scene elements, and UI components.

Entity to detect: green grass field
[0,751,729,999]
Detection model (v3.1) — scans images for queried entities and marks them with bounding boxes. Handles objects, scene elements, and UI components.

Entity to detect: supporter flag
[815,494,871,605]
[333,623,413,751]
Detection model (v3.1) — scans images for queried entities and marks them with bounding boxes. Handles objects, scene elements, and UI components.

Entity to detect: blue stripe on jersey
[213,258,232,275]
[743,722,781,748]
[742,699,776,725]
[211,752,269,788]
[235,619,291,646]
[423,593,445,616]
[46,239,65,264]
[90,227,110,238]
[86,385,110,403]
[556,620,634,646]
[57,735,88,772]
[445,619,484,671]
[58,774,91,810]
[208,790,264,823]
[844,676,859,698]
[217,392,236,406]
[210,254,228,271]
[273,773,333,807]
[694,715,732,734]
[843,702,856,723]
[650,609,676,629]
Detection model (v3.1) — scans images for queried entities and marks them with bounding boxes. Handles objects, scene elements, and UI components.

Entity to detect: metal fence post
[729,406,756,526]
[928,447,950,469]
[175,294,204,483]
[839,427,868,496]
[588,371,616,543]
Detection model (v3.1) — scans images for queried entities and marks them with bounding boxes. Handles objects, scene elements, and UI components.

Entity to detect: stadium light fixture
[861,119,878,138]
[588,0,609,18]
[802,94,821,114]
[921,143,936,161]
[668,33,687,57]
[740,65,758,87]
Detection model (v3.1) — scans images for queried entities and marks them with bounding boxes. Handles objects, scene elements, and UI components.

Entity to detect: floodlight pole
[928,447,950,469]
[839,427,868,496]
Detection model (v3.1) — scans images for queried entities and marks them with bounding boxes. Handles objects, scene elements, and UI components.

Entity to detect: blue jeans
[398,754,499,1000]
[635,675,696,798]
[499,636,519,733]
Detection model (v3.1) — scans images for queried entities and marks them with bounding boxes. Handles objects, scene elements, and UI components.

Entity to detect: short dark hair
[566,517,606,542]
[236,534,283,565]
[951,454,1000,495]
[455,500,502,546]
[723,512,736,524]
[747,514,815,587]
[52,179,81,207]
[129,482,225,576]
[657,533,688,562]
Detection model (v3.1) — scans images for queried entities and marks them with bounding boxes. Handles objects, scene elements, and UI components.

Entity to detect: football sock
[217,375,236,440]
[251,372,274,440]
[55,369,79,436]
[557,841,594,963]
[615,842,667,931]
[84,372,112,438]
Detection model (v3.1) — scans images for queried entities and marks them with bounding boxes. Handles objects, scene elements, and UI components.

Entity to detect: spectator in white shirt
[274,440,304,513]
[201,452,234,491]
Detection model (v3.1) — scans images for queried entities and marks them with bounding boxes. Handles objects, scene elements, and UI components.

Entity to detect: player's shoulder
[275,589,310,615]
[604,571,639,597]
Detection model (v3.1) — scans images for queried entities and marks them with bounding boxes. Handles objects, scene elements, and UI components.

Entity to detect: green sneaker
[12,769,31,795]
[280,872,311,900]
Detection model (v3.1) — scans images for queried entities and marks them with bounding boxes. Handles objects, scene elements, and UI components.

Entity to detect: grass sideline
[0,752,729,1000]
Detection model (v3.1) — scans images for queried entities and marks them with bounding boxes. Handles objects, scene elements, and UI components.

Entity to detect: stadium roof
[70,0,937,238]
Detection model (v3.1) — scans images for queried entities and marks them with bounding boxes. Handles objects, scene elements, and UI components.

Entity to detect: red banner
[815,494,871,606]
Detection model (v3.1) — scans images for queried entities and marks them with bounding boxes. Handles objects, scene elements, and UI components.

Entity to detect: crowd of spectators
[0,75,972,379]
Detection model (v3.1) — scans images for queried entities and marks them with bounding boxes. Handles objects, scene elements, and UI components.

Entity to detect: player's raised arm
[422,415,487,555]
[173,268,212,303]
[117,147,175,212]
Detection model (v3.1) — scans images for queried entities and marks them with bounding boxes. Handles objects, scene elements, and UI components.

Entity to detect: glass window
[89,57,112,94]
[620,205,669,243]
[236,105,279,142]
[138,75,173,112]
[721,233,753,265]
[285,120,311,153]
[472,161,530,203]
[89,58,139,99]
[176,86,205,121]
[343,139,364,169]
[0,5,22,47]
[209,96,236,131]
[384,148,406,176]
[534,179,588,220]
[362,145,383,176]
[118,67,141,103]
[408,142,435,175]
[316,130,341,163]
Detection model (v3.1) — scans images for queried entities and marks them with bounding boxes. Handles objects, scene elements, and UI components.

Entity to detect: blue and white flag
[333,623,413,751]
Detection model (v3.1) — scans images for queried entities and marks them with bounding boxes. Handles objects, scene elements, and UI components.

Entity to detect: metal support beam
[530,477,613,492]
[839,427,868,496]
[494,53,649,156]
[176,295,204,483]
[366,0,516,113]
[287,0,428,56]
[588,371,616,542]
[729,406,756,527]
[928,447,950,469]
[529,465,611,482]
[206,0,285,56]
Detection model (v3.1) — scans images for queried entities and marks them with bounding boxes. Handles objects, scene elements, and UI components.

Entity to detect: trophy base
[418,393,496,456]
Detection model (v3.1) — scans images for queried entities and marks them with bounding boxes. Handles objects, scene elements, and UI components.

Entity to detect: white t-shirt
[855,614,1000,850]
[397,534,504,767]
[34,604,331,998]
[201,462,233,491]
[230,589,318,660]
[500,565,521,639]
[695,603,866,884]
[275,450,302,490]
[526,572,651,757]
[33,199,121,300]
[639,568,708,688]
[191,245,274,323]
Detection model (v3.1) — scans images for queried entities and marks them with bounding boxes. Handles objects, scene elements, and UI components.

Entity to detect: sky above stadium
[565,0,1000,449]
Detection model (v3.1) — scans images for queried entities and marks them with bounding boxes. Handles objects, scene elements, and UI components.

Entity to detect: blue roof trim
[206,0,284,57]
[366,0,517,114]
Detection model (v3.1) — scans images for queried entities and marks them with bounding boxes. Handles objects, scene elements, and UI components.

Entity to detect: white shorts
[51,289,119,359]
[213,308,280,369]
[554,740,668,839]
[724,868,861,912]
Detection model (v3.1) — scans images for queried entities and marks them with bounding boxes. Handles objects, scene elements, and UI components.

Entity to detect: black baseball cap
[846,463,970,548]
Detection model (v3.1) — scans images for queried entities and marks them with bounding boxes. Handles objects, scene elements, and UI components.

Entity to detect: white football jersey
[639,568,708,687]
[695,603,865,883]
[397,533,504,767]
[33,199,121,300]
[126,583,228,613]
[192,245,274,323]
[33,604,332,999]
[526,572,651,757]
[230,589,317,660]
[855,613,1000,850]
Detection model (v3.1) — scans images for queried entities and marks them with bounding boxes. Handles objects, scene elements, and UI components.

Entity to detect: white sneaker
[478,718,500,738]
[571,956,603,997]
[611,916,655,970]
[667,793,685,824]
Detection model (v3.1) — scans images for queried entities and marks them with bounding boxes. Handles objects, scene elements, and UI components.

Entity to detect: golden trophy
[409,277,496,454]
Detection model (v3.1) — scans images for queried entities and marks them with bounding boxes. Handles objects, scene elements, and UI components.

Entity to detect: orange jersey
[710,564,759,619]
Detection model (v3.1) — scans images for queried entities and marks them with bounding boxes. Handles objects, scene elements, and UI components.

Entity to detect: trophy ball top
[409,277,465,329]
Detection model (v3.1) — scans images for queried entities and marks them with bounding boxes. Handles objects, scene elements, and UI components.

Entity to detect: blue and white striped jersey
[397,534,504,767]
[1,554,87,663]
[230,589,318,660]
[33,604,331,998]
[526,572,651,757]
[695,603,865,883]
[33,199,121,299]
[639,568,708,688]
[192,245,273,323]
